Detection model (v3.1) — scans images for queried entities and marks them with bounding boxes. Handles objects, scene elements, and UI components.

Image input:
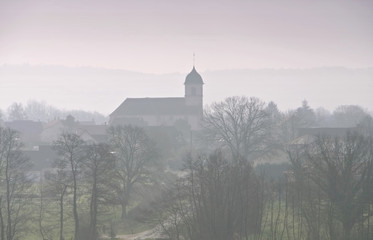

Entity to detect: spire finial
[193,53,195,67]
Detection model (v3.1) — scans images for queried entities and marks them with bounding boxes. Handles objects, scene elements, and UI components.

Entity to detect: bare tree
[203,96,272,161]
[0,127,32,240]
[333,105,370,127]
[157,151,265,240]
[288,130,373,240]
[83,143,115,240]
[305,132,373,240]
[6,103,27,121]
[44,158,71,240]
[37,176,57,240]
[108,125,155,220]
[24,100,58,122]
[53,132,85,240]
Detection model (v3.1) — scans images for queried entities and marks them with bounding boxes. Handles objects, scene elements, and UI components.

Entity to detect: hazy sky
[1,0,372,73]
[0,0,373,115]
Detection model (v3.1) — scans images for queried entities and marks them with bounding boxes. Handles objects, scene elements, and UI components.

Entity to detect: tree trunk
[38,186,46,240]
[73,174,79,240]
[121,202,127,220]
[59,186,67,240]
[89,177,98,240]
[342,223,352,240]
[0,197,4,240]
[121,182,131,220]
[6,157,12,240]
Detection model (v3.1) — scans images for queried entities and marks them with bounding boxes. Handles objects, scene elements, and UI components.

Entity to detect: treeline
[0,100,107,124]
[153,133,373,240]
[0,96,372,240]
[150,97,373,240]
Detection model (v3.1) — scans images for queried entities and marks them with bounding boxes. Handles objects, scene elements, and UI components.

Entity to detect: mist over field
[0,0,372,239]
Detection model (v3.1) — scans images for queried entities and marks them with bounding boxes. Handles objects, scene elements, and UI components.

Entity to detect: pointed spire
[193,53,195,68]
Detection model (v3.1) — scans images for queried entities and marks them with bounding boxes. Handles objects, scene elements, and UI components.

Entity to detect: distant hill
[1,65,372,115]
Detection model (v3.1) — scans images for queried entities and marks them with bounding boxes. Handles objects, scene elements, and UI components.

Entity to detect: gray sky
[0,0,372,114]
[1,0,372,73]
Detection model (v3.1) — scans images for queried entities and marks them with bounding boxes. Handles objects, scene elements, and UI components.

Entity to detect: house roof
[77,124,108,143]
[290,134,315,145]
[110,97,200,117]
[78,124,108,135]
[5,120,43,135]
[298,127,355,137]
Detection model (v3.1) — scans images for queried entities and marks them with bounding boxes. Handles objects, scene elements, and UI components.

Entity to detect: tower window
[191,87,196,96]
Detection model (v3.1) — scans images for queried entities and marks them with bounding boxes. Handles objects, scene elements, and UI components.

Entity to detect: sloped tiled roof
[298,127,355,137]
[290,134,315,145]
[77,125,108,143]
[110,97,200,117]
[5,120,43,135]
[78,125,108,135]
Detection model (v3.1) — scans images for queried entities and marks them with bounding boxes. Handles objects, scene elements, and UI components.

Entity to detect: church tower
[184,66,204,112]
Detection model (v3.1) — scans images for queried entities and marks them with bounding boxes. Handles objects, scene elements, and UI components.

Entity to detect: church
[109,67,204,130]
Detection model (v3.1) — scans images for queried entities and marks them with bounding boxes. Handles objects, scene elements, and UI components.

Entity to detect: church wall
[141,114,188,127]
[111,113,201,130]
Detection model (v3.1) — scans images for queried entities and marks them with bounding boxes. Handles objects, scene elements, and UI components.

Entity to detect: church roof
[184,67,204,85]
[110,97,200,117]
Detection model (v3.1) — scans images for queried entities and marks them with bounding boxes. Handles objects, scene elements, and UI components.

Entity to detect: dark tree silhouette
[157,151,265,240]
[0,127,32,240]
[83,143,115,240]
[288,129,373,240]
[108,125,155,220]
[53,132,85,240]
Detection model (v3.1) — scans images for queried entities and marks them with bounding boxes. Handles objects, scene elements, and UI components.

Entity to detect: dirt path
[114,226,163,240]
